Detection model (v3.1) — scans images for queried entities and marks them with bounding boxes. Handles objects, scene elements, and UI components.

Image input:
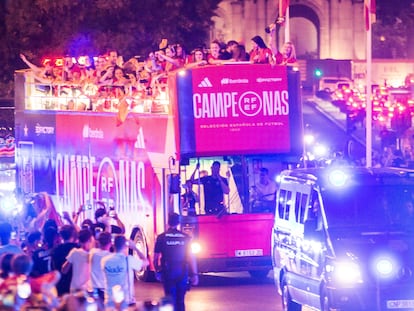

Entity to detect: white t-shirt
[90,248,111,289]
[255,180,277,201]
[66,247,91,292]
[102,252,144,306]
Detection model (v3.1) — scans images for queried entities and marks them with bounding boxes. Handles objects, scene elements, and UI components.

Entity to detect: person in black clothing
[30,226,60,277]
[51,224,78,296]
[190,161,230,215]
[94,203,126,234]
[153,213,198,311]
[181,180,199,216]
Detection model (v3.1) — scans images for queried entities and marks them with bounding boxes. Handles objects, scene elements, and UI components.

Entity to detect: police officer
[153,213,198,311]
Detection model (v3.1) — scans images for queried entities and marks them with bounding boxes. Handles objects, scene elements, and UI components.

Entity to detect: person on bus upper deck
[267,26,297,65]
[207,40,224,65]
[219,40,239,60]
[175,43,190,65]
[231,44,249,62]
[62,54,81,83]
[153,45,184,86]
[92,55,108,85]
[190,161,230,215]
[185,48,207,68]
[107,49,124,70]
[249,35,273,64]
[19,53,57,84]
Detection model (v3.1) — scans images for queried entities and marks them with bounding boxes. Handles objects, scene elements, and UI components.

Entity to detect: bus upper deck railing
[21,71,170,114]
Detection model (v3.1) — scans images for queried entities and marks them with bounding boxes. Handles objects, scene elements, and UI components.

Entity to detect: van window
[295,192,308,224]
[278,189,292,220]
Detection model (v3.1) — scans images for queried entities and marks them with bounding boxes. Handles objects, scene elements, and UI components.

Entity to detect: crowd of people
[0,191,198,311]
[20,34,297,113]
[0,194,153,311]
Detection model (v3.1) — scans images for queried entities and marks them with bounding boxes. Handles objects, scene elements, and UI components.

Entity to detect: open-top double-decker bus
[14,62,303,280]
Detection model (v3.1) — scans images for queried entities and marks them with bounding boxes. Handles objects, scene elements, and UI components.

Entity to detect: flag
[365,0,376,31]
[277,0,289,24]
[116,98,129,126]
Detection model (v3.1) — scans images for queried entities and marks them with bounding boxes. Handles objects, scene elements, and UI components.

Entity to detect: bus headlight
[191,241,202,254]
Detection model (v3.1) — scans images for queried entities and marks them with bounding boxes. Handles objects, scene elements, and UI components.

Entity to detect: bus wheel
[281,280,302,311]
[131,228,153,282]
[248,270,269,279]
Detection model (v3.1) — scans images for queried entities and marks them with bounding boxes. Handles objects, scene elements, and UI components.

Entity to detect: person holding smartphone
[94,203,126,235]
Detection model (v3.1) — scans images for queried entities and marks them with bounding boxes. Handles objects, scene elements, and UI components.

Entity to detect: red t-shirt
[249,48,273,64]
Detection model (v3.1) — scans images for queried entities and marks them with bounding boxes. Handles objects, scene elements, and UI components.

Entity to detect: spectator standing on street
[154,213,198,311]
[102,235,148,308]
[30,226,60,277]
[61,228,94,293]
[94,203,126,235]
[51,224,78,296]
[90,231,112,305]
[0,253,14,282]
[0,221,23,256]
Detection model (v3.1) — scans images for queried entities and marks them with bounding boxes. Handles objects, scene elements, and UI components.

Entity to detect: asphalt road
[303,99,367,163]
[134,271,282,311]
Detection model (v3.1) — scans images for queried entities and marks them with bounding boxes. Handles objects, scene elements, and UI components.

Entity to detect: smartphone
[82,203,92,211]
[109,207,116,217]
[94,227,103,238]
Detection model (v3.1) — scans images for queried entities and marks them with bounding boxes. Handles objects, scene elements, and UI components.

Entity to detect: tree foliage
[0,0,220,97]
[373,0,414,58]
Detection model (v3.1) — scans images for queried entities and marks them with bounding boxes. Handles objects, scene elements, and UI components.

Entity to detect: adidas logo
[134,127,146,149]
[198,77,213,88]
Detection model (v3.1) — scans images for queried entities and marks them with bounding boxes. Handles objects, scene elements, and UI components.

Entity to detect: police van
[272,166,414,311]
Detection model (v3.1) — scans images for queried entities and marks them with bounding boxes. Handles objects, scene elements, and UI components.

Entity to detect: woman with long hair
[249,35,273,64]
